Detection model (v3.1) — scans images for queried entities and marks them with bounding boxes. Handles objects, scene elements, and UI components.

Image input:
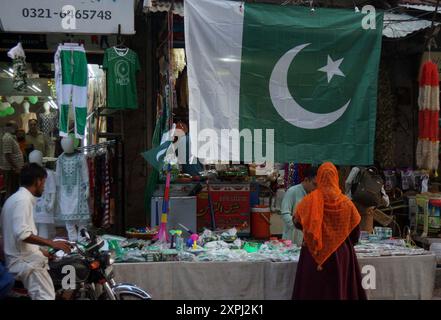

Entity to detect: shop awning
[142,1,438,38]
[143,0,184,16]
[383,12,439,38]
[400,3,440,12]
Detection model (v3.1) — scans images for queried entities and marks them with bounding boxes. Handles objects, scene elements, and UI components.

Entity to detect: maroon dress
[292,224,367,300]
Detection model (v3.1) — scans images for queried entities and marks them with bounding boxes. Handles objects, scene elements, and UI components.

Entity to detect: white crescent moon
[156,147,168,161]
[269,43,350,130]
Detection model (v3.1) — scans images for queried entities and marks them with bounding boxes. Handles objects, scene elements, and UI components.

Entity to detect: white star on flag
[318,55,345,83]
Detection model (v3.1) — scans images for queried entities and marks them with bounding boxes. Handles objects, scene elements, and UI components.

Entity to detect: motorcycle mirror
[80,228,91,240]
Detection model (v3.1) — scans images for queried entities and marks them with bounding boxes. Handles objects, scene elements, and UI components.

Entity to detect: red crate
[197,184,250,235]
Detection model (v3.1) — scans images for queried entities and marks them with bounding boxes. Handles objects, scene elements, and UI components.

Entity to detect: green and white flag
[185,0,383,165]
[142,125,175,171]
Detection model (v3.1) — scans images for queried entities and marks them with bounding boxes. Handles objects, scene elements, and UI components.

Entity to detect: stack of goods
[217,166,249,181]
[106,228,301,263]
[373,227,393,240]
[355,242,428,258]
[125,227,159,240]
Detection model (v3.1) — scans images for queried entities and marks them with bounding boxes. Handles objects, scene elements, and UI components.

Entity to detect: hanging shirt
[0,187,42,268]
[34,169,57,224]
[38,112,58,137]
[56,152,90,222]
[103,47,140,110]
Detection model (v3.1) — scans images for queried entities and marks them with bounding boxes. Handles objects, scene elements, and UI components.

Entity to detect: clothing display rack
[78,139,125,235]
[77,140,117,152]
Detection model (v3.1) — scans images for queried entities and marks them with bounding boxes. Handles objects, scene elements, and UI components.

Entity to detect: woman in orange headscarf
[292,162,366,300]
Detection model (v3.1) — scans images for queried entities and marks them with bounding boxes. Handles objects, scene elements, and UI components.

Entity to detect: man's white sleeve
[12,202,34,241]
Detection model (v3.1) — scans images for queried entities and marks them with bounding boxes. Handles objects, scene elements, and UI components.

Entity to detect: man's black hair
[20,163,47,187]
[304,166,318,180]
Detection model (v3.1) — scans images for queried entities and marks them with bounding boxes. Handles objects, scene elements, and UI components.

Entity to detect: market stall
[113,253,436,300]
[103,227,437,300]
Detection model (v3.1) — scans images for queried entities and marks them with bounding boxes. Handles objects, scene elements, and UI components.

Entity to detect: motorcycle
[10,229,152,300]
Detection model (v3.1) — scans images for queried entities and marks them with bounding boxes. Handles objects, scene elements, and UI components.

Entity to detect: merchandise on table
[125,226,158,240]
[373,227,393,240]
[355,242,428,257]
[111,228,301,263]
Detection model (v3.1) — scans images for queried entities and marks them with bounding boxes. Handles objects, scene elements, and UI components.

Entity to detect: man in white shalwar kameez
[0,164,71,300]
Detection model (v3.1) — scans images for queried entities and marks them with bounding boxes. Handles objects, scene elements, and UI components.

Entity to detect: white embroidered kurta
[56,152,90,222]
[34,169,56,224]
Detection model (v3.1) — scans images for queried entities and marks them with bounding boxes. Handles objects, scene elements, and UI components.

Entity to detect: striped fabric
[416,61,440,171]
[101,152,111,229]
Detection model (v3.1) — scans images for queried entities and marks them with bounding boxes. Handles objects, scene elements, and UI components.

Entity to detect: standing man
[280,167,318,246]
[0,121,24,198]
[0,164,71,300]
[25,119,50,157]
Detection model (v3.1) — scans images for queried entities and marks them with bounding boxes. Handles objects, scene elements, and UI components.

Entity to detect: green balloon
[28,96,38,104]
[0,110,7,117]
[6,107,15,115]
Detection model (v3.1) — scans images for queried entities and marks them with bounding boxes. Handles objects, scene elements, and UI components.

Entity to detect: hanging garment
[38,112,59,137]
[7,43,27,91]
[87,77,95,113]
[103,47,140,110]
[34,169,57,225]
[93,154,104,227]
[54,44,88,139]
[87,156,95,223]
[55,152,90,222]
[108,147,116,226]
[416,61,440,171]
[101,152,111,229]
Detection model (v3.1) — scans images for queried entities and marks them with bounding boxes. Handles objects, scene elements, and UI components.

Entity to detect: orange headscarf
[295,162,361,268]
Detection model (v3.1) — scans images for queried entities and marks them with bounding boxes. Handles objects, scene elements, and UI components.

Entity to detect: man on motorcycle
[0,164,71,300]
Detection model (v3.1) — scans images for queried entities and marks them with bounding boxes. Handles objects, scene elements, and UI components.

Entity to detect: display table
[113,254,436,300]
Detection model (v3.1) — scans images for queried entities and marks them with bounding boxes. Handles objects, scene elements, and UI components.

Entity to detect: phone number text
[22,8,112,20]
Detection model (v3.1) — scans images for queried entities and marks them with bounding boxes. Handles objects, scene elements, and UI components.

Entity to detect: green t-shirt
[103,47,140,109]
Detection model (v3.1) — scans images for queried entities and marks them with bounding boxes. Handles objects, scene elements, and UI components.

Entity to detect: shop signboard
[0,0,135,35]
[197,184,251,236]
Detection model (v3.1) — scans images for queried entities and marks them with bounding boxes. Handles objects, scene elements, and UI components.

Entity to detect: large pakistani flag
[185,0,383,165]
